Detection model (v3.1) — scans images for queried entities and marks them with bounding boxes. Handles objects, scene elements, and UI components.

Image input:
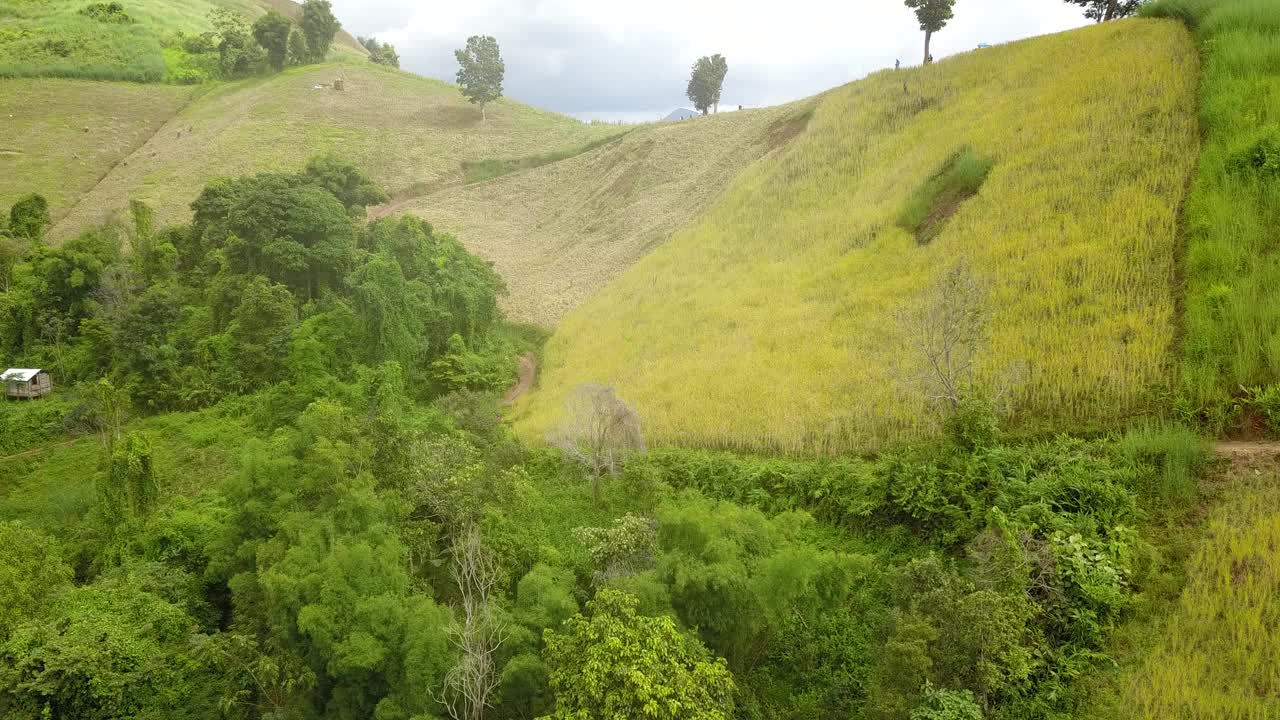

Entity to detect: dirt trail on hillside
[502,354,537,406]
[0,439,79,463]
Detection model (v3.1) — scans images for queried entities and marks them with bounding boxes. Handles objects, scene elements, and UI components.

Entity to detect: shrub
[943,395,1000,450]
[78,2,133,23]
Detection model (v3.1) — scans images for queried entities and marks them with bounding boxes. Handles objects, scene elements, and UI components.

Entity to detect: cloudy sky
[328,0,1094,121]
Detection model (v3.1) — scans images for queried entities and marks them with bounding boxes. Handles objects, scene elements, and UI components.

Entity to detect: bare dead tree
[896,260,988,410]
[438,525,507,720]
[551,384,645,502]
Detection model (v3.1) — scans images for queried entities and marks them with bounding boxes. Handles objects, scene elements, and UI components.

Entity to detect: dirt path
[0,438,79,463]
[503,354,537,406]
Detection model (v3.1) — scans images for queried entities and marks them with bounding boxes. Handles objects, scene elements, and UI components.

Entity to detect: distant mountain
[664,108,700,121]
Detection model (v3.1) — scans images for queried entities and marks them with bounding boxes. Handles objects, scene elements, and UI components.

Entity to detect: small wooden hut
[3,369,52,400]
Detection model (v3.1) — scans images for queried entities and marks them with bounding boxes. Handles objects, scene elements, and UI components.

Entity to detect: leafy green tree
[300,0,341,63]
[0,576,216,719]
[686,54,728,115]
[455,35,505,121]
[8,193,50,241]
[904,0,955,64]
[210,8,264,78]
[1064,0,1142,21]
[360,35,401,68]
[287,26,309,66]
[541,589,736,720]
[226,276,298,385]
[97,432,160,527]
[303,153,390,216]
[911,682,983,720]
[252,10,293,71]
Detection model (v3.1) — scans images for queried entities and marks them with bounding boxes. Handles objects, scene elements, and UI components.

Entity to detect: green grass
[516,19,1200,453]
[896,147,993,243]
[0,77,194,222]
[0,0,366,83]
[1140,0,1280,430]
[0,406,251,539]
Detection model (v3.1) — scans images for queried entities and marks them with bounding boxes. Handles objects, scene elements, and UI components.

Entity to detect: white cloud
[329,0,1092,115]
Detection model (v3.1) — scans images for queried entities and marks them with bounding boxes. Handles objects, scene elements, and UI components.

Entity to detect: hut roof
[2,369,42,383]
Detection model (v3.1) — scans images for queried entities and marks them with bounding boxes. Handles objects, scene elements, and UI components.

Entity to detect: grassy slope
[0,408,249,539]
[516,19,1200,453]
[43,62,621,237]
[0,0,365,82]
[1145,0,1280,422]
[1087,452,1280,719]
[0,78,194,222]
[408,103,810,326]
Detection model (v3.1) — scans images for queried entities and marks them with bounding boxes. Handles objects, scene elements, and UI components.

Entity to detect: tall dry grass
[517,19,1200,453]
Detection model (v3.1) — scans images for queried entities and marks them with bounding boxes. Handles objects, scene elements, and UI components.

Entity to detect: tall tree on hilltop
[686,54,729,115]
[300,0,340,63]
[905,0,955,65]
[1064,0,1144,21]
[251,11,292,72]
[455,36,505,121]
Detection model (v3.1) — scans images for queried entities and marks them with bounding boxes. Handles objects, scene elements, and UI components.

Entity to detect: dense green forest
[0,160,1214,718]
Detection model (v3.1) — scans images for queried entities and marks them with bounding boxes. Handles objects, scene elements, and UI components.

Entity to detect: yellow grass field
[411,103,808,325]
[1108,457,1280,719]
[516,19,1200,453]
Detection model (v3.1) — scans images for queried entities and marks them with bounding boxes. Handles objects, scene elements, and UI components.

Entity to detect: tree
[454,36,505,121]
[8,193,49,241]
[1064,0,1143,21]
[439,525,507,720]
[251,11,292,72]
[551,384,645,502]
[359,35,400,68]
[300,0,340,63]
[541,589,736,720]
[210,8,264,78]
[287,26,309,66]
[904,0,955,64]
[686,54,728,115]
[896,260,986,411]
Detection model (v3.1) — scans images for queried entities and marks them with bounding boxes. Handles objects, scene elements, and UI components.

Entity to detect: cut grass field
[0,0,365,83]
[515,19,1200,453]
[39,62,622,238]
[0,77,194,222]
[406,103,808,325]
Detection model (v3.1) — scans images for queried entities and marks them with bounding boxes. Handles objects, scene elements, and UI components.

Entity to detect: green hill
[0,0,365,82]
[515,18,1200,453]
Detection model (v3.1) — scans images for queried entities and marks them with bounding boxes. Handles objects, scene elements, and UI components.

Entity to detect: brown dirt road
[503,354,537,407]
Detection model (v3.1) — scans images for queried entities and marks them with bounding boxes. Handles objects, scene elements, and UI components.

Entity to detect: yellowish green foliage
[1114,463,1280,719]
[0,78,194,223]
[38,62,620,239]
[411,103,805,325]
[517,19,1199,453]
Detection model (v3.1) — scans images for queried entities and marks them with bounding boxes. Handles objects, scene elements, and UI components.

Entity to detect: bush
[943,396,1000,450]
[78,2,133,23]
